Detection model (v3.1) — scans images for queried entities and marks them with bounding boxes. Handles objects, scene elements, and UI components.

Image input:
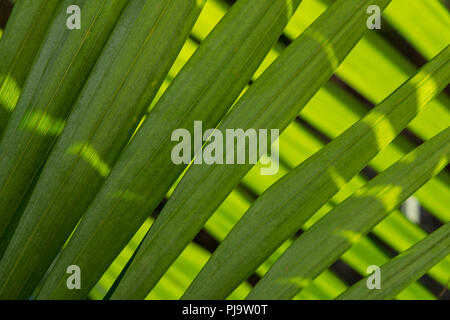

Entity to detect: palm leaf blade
[338,221,450,300]
[182,44,450,299]
[248,126,450,299]
[37,0,304,300]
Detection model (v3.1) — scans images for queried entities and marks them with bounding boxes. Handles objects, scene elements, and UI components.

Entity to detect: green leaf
[248,126,450,299]
[110,0,393,300]
[0,0,445,302]
[0,0,133,299]
[251,0,450,225]
[172,1,450,295]
[338,221,450,300]
[182,44,450,299]
[212,0,450,292]
[0,0,205,300]
[0,0,128,243]
[289,1,450,144]
[0,0,60,135]
[36,0,304,300]
[384,0,450,59]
